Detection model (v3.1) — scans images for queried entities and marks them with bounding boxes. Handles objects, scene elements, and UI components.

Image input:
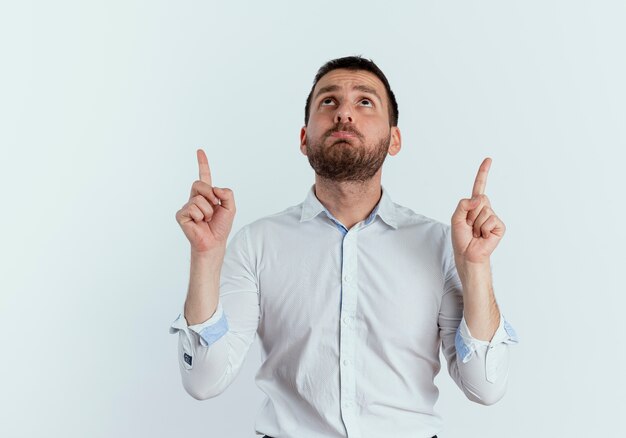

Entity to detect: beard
[305,124,391,183]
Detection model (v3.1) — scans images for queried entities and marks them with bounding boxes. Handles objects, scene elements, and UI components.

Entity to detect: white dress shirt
[170,184,518,438]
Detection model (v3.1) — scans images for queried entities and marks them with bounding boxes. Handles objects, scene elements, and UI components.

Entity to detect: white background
[1,1,625,437]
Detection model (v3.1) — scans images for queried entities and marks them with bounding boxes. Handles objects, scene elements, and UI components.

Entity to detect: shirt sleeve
[169,301,230,348]
[438,224,519,405]
[455,313,519,382]
[168,225,260,400]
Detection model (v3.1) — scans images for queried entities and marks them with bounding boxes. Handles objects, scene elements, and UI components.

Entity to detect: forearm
[184,247,225,325]
[457,261,500,341]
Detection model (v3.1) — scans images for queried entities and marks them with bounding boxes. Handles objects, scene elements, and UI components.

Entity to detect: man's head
[304,56,399,127]
[300,56,401,183]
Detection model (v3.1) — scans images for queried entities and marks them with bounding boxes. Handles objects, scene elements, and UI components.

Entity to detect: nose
[334,103,353,124]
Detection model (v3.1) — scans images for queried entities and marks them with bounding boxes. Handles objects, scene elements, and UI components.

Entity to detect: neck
[313,171,383,230]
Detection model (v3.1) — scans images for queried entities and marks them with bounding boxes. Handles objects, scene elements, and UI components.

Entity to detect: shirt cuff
[455,313,519,364]
[169,302,230,347]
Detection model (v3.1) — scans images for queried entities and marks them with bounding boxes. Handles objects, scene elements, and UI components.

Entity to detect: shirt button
[343,274,352,282]
[343,359,350,366]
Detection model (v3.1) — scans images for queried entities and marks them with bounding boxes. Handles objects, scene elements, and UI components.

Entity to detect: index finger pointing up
[471,157,492,197]
[197,148,212,186]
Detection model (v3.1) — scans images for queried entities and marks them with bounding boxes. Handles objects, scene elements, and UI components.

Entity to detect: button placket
[338,229,361,438]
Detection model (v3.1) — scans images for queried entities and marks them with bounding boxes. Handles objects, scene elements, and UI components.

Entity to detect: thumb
[212,187,236,213]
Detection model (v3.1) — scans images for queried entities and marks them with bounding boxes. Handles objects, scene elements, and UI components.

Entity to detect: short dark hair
[304,55,399,127]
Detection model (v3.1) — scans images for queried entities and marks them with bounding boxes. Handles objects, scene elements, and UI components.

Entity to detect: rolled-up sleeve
[168,225,260,400]
[455,313,519,383]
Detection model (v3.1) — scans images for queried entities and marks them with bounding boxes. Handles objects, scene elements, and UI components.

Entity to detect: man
[170,56,518,438]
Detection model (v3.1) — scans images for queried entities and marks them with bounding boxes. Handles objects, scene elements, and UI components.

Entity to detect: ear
[300,126,308,155]
[388,126,402,156]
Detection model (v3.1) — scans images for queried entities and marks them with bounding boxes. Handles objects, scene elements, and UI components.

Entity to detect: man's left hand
[451,157,506,266]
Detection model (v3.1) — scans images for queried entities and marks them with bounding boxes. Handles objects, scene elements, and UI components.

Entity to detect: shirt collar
[299,184,398,230]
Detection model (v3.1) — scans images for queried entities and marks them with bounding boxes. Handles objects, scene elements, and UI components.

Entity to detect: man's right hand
[175,149,236,254]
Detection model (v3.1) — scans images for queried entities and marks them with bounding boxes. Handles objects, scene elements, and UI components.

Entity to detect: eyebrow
[314,84,382,103]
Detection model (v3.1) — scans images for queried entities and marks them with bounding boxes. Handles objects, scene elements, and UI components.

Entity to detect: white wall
[1,1,624,436]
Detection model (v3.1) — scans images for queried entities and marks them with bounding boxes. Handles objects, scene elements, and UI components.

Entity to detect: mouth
[330,131,357,138]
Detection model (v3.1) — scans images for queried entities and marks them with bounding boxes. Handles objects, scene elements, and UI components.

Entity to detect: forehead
[313,68,386,95]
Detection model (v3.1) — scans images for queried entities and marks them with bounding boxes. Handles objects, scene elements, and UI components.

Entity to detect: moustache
[325,124,363,141]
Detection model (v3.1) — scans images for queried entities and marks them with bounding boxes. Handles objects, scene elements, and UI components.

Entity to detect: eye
[359,98,373,107]
[321,97,336,106]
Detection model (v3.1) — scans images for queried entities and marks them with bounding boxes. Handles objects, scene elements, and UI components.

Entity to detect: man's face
[300,69,401,182]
